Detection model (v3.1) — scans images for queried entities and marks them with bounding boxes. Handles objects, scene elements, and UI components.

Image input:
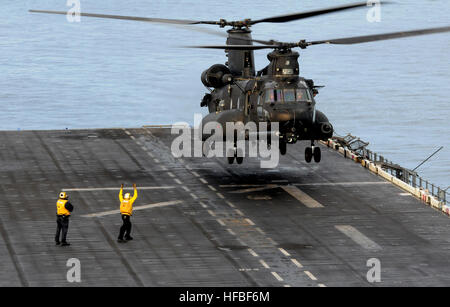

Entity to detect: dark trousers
[118,215,132,240]
[55,215,70,243]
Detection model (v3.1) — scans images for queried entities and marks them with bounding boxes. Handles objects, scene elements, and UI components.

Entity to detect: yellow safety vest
[56,199,71,216]
[119,187,138,216]
[120,199,133,216]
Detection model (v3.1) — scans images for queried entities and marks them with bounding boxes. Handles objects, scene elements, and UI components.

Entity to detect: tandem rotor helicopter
[30,2,450,165]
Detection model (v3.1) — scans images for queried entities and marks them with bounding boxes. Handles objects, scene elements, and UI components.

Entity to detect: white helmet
[124,193,131,200]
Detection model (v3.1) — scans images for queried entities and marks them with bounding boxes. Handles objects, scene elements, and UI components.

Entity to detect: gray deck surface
[0,128,449,287]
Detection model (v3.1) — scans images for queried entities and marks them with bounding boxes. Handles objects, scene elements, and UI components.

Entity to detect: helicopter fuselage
[201,75,333,144]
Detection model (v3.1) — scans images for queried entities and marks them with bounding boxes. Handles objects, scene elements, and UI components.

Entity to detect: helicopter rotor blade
[307,25,450,46]
[186,45,281,50]
[250,1,374,25]
[30,2,385,29]
[29,10,231,38]
[29,10,208,24]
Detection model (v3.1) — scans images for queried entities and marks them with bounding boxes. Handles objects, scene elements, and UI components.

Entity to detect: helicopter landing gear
[305,146,312,163]
[313,146,321,163]
[279,140,287,156]
[305,142,321,163]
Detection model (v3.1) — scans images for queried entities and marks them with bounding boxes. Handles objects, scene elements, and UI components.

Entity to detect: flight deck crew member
[118,183,138,243]
[55,192,74,246]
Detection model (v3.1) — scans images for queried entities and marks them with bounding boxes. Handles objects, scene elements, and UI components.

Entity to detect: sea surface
[1,0,449,188]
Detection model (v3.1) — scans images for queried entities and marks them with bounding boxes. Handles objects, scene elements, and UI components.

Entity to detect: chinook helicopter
[30,3,450,165]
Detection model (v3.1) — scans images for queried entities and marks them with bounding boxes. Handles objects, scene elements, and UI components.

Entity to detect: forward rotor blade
[250,2,373,25]
[29,10,210,25]
[308,25,450,45]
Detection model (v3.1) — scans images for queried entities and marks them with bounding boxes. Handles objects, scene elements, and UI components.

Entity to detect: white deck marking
[216,192,225,199]
[220,182,388,188]
[245,218,255,226]
[81,200,181,218]
[271,272,284,282]
[281,186,324,208]
[256,227,265,235]
[182,186,191,192]
[207,210,216,217]
[63,186,175,192]
[207,185,217,191]
[304,271,318,281]
[231,185,278,194]
[318,284,326,287]
[167,172,175,178]
[154,159,160,163]
[192,171,200,177]
[399,192,412,196]
[235,209,244,216]
[227,229,236,236]
[217,219,225,226]
[335,225,382,251]
[200,202,208,209]
[220,184,264,188]
[248,249,259,257]
[259,260,270,269]
[294,181,389,187]
[174,179,182,185]
[291,258,303,268]
[130,135,135,140]
[226,201,236,208]
[200,178,208,184]
[190,193,198,200]
[278,248,291,257]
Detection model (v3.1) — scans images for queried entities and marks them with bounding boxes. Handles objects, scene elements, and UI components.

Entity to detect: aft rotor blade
[187,45,280,50]
[307,26,450,45]
[250,2,373,25]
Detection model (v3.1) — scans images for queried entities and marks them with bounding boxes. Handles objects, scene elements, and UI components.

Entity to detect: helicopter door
[244,92,251,116]
[256,93,266,122]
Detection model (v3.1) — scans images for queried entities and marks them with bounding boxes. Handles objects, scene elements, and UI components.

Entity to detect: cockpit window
[296,89,312,102]
[264,88,312,103]
[264,89,275,103]
[284,89,296,102]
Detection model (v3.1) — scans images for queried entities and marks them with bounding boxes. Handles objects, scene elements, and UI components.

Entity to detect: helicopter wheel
[305,147,312,163]
[227,156,235,164]
[313,146,321,163]
[279,140,287,155]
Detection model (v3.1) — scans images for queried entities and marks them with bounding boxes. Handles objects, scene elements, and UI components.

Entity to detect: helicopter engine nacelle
[201,64,233,88]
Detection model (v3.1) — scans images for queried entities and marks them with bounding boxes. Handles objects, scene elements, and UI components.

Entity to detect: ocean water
[1,0,449,188]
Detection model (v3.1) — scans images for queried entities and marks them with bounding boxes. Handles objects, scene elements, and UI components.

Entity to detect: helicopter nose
[269,107,314,124]
[270,110,293,122]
